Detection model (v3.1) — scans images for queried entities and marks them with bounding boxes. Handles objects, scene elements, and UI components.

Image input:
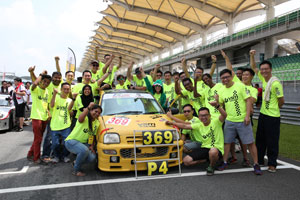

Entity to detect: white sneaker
[51,157,59,163]
[64,157,71,163]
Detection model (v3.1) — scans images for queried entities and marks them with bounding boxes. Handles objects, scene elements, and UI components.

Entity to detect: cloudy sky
[0,0,299,78]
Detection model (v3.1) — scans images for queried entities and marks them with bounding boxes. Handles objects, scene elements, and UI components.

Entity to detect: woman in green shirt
[65,102,101,176]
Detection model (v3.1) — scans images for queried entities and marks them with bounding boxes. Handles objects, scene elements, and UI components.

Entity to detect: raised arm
[127,61,134,81]
[165,120,192,130]
[28,66,37,82]
[193,76,201,98]
[250,50,259,75]
[50,88,58,108]
[221,50,234,74]
[68,93,78,111]
[55,56,61,72]
[97,63,113,86]
[102,54,115,74]
[181,58,190,78]
[209,55,217,76]
[117,56,122,70]
[141,67,153,94]
[152,64,160,82]
[78,102,95,123]
[166,111,189,124]
[209,94,227,123]
[175,79,182,95]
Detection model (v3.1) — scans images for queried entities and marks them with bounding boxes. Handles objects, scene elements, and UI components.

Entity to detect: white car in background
[0,94,15,131]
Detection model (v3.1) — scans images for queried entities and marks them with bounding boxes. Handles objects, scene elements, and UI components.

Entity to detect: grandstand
[81,0,300,109]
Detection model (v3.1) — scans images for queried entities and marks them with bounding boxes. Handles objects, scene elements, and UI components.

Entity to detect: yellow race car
[96,89,183,173]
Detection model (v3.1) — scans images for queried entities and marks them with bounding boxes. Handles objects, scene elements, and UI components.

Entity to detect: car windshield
[0,99,9,106]
[101,93,164,116]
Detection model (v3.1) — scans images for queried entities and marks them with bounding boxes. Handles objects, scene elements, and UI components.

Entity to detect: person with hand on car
[65,102,101,177]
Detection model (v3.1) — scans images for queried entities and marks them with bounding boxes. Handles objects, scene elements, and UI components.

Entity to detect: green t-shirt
[163,82,175,102]
[219,82,250,122]
[50,95,72,131]
[91,70,101,81]
[100,65,118,85]
[204,83,224,118]
[181,89,204,113]
[191,118,224,155]
[115,79,131,90]
[182,116,201,142]
[246,85,258,102]
[30,86,49,121]
[233,74,242,83]
[133,75,153,88]
[47,82,62,103]
[153,93,161,103]
[72,82,98,97]
[258,72,284,117]
[65,116,100,143]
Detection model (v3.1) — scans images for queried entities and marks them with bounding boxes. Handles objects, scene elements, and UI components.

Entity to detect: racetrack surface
[0,125,299,200]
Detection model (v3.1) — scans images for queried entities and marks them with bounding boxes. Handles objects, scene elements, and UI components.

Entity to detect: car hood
[101,114,175,133]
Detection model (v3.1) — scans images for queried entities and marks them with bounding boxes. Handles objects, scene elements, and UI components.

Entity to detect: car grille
[120,147,168,158]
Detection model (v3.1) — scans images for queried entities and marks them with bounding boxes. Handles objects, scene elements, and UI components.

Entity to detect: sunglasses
[92,64,99,67]
[183,110,191,113]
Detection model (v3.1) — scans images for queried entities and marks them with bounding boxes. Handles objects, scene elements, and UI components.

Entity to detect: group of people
[1,46,285,177]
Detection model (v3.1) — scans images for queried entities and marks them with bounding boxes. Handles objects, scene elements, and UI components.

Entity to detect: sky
[0,0,299,78]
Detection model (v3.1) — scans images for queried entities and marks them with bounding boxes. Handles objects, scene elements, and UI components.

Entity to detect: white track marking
[277,159,300,171]
[0,166,29,176]
[0,164,297,194]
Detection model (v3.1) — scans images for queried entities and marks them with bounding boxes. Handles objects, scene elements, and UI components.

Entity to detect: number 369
[142,131,173,145]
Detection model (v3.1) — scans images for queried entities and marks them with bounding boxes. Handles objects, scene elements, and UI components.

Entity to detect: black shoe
[16,128,23,132]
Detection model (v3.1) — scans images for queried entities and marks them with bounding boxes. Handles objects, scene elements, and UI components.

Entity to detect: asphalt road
[0,124,300,200]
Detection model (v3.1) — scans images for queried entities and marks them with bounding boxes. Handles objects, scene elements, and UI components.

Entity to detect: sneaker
[72,171,86,177]
[42,157,51,164]
[253,164,262,175]
[267,166,276,173]
[242,159,251,167]
[63,157,71,163]
[217,162,228,171]
[51,157,60,163]
[16,128,23,132]
[228,157,238,164]
[206,165,215,176]
[27,155,33,162]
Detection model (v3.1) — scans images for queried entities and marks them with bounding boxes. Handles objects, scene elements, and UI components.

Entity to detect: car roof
[103,89,149,94]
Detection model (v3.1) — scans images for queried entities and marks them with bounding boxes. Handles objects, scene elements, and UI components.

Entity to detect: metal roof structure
[80,0,288,72]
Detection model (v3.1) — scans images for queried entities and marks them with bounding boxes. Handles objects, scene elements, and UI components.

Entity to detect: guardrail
[253,102,300,126]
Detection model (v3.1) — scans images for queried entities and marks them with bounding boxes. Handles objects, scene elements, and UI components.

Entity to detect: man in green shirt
[163,71,176,105]
[115,75,131,90]
[166,105,227,176]
[250,50,284,173]
[167,104,201,153]
[127,62,153,91]
[50,82,74,163]
[27,73,52,164]
[218,69,262,175]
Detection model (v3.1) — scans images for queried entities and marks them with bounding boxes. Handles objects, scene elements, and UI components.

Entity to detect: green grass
[253,120,300,161]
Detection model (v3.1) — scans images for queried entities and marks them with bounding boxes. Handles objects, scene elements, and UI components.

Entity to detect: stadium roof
[80,0,288,71]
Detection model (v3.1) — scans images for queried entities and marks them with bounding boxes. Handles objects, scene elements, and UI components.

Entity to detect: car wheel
[9,114,14,130]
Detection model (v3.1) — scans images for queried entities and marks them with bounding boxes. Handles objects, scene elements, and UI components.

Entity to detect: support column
[169,46,173,56]
[227,14,235,35]
[150,54,153,63]
[183,38,188,51]
[201,32,207,46]
[265,37,276,59]
[266,0,275,21]
[201,57,207,68]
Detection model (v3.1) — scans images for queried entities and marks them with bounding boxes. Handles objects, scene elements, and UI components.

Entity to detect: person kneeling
[166,101,226,176]
[65,102,101,176]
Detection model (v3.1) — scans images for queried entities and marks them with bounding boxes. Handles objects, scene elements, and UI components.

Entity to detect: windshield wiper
[144,111,163,114]
[111,111,143,115]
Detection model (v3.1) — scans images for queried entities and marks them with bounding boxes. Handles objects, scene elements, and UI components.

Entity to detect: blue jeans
[65,140,96,172]
[42,122,52,158]
[51,128,71,159]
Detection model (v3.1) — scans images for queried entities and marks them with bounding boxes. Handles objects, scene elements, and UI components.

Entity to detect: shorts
[184,141,202,151]
[187,147,222,161]
[224,120,254,144]
[15,103,26,118]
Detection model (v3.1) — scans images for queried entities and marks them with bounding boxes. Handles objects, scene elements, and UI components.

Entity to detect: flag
[66,47,76,72]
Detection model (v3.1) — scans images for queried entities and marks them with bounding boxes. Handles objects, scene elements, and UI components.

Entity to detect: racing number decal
[106,117,131,126]
[147,161,168,176]
[142,131,173,145]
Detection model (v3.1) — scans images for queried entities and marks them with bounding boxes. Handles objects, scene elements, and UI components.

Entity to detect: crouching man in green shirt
[166,104,227,176]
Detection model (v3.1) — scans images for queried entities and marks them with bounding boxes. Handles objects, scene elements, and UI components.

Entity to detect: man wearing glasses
[217,69,262,175]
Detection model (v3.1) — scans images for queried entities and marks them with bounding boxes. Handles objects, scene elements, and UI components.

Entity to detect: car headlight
[104,133,120,144]
[0,111,8,119]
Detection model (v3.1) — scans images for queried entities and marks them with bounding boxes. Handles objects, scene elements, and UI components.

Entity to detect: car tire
[9,114,14,130]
